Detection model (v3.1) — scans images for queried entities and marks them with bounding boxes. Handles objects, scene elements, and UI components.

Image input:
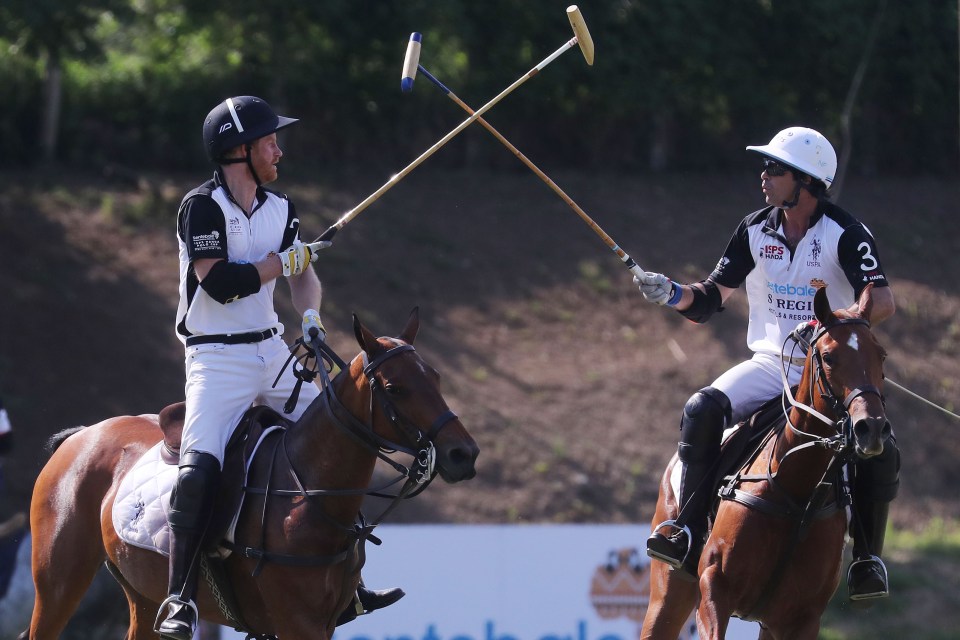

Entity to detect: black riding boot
[647,387,728,575]
[335,579,406,626]
[156,451,221,640]
[848,439,899,604]
[848,499,890,602]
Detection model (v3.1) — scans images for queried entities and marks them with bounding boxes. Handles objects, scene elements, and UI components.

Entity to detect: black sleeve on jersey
[274,194,300,251]
[837,224,889,297]
[709,214,758,288]
[178,195,228,260]
[200,261,262,304]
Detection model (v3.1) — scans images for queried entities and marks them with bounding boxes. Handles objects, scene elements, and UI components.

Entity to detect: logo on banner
[589,548,696,639]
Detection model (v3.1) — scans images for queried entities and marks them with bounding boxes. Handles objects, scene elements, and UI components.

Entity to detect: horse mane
[45,426,86,454]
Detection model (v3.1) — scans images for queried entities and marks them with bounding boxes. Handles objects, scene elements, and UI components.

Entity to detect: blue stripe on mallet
[416,65,452,95]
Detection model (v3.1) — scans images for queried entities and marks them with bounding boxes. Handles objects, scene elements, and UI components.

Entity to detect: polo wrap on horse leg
[675,386,730,537]
[848,434,899,602]
[157,450,222,639]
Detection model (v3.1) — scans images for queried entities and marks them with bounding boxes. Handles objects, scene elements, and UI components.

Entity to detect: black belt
[186,327,278,347]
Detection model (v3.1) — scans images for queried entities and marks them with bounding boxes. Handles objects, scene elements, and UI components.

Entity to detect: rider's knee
[678,387,731,462]
[170,450,221,528]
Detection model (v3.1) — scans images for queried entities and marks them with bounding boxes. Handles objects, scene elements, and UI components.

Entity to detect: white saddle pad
[112,441,177,556]
[112,426,286,558]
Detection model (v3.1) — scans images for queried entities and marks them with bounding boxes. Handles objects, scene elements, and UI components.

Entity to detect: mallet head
[566,6,594,66]
[401,32,422,92]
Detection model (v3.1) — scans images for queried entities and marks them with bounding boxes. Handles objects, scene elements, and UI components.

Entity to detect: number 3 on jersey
[858,241,878,271]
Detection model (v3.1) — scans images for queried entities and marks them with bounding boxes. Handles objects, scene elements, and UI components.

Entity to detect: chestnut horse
[20,309,479,640]
[641,284,889,640]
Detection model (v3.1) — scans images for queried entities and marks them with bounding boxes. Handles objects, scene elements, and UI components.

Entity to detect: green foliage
[819,519,960,638]
[0,0,957,176]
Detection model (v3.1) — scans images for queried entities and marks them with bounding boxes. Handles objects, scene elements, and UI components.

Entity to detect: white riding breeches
[710,351,804,426]
[181,334,321,464]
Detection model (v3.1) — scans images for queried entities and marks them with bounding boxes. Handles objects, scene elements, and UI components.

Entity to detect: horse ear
[353,314,378,353]
[857,282,875,322]
[813,286,838,326]
[399,306,420,345]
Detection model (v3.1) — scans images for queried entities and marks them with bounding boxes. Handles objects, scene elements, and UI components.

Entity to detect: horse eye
[384,383,403,396]
[821,352,834,366]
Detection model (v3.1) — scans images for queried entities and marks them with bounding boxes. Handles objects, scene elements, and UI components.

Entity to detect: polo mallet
[312,5,594,244]
[400,26,649,280]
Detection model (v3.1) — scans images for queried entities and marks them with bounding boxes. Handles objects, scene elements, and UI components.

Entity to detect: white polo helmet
[746,126,837,188]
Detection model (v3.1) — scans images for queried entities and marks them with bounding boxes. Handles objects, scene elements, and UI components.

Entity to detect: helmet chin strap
[780,175,803,209]
[243,143,263,187]
[219,143,263,187]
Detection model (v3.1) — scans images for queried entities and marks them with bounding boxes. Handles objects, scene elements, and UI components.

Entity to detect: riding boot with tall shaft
[647,387,728,574]
[156,451,221,640]
[848,498,890,601]
[848,438,899,603]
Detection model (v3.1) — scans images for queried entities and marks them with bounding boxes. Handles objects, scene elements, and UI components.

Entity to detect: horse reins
[727,317,884,620]
[229,338,457,575]
[780,318,882,451]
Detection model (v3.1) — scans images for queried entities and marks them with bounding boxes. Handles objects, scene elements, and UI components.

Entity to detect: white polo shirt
[175,172,300,343]
[709,202,889,356]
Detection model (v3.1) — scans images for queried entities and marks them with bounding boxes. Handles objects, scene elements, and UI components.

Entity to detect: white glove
[278,241,311,277]
[790,319,819,351]
[305,240,332,254]
[302,308,326,344]
[278,240,331,277]
[633,272,680,306]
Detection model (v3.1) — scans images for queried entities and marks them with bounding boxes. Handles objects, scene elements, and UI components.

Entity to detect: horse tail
[45,426,87,453]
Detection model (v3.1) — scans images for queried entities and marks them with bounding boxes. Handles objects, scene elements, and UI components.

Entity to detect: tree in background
[0,0,133,164]
[0,0,956,176]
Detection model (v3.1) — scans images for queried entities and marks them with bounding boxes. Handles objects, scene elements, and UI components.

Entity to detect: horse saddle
[706,394,789,515]
[156,401,293,548]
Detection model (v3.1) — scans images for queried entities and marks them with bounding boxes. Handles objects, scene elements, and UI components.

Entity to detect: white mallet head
[401,32,422,92]
[566,6,594,66]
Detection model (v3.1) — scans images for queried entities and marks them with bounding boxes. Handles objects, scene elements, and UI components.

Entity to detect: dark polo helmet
[203,96,299,163]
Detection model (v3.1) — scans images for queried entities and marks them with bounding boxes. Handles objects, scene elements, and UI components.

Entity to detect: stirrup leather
[847,555,890,600]
[646,519,693,569]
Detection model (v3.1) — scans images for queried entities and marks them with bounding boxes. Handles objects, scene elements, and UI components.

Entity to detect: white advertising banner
[220,524,757,640]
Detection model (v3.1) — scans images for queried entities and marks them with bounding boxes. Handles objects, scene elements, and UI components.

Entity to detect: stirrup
[646,519,693,569]
[847,555,890,601]
[154,595,199,637]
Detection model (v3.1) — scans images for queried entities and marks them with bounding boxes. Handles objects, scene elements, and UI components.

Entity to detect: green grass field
[820,519,960,639]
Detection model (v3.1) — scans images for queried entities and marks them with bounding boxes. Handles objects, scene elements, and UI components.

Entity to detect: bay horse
[20,308,479,640]
[641,284,889,640]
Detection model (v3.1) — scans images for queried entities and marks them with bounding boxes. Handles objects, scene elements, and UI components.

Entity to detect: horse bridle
[362,342,459,454]
[725,317,886,621]
[808,318,885,425]
[230,339,460,576]
[783,317,884,450]
[287,336,458,479]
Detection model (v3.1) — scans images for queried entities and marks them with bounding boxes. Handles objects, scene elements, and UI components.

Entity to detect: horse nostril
[853,417,889,455]
[881,419,892,442]
[447,446,478,470]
